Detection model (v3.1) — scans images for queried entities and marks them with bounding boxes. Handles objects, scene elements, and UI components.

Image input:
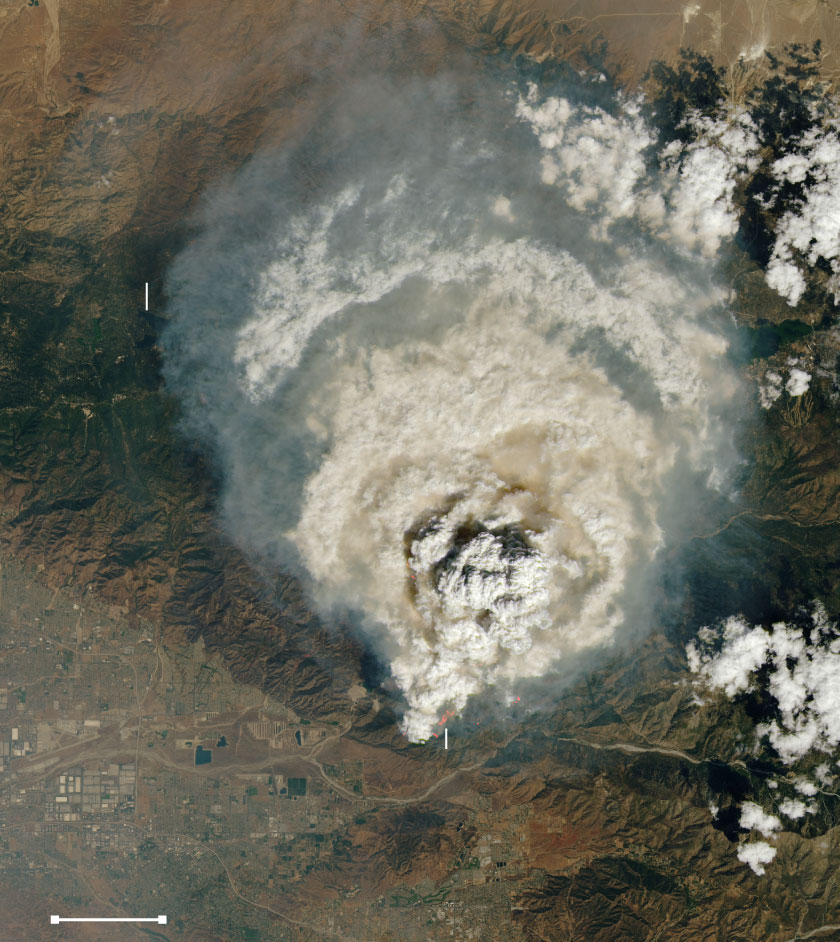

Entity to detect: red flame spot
[437,708,457,726]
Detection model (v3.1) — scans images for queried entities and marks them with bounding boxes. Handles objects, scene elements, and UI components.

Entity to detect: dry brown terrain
[420,0,840,83]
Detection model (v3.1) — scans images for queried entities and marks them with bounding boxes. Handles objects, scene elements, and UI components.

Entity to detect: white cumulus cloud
[766,127,840,305]
[739,801,781,837]
[661,111,760,257]
[686,617,770,696]
[759,369,784,409]
[516,84,759,256]
[786,367,812,397]
[737,841,777,875]
[778,797,815,819]
[688,604,840,762]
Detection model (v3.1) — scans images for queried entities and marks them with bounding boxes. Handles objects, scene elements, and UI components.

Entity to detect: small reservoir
[195,746,213,766]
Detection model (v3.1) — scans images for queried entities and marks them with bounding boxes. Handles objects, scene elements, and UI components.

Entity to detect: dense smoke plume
[163,56,745,740]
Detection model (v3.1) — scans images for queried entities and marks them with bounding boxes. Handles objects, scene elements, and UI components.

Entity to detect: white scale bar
[444,727,448,749]
[145,282,149,311]
[51,915,167,924]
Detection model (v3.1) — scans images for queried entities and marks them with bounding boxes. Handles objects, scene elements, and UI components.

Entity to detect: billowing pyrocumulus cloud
[163,65,744,741]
